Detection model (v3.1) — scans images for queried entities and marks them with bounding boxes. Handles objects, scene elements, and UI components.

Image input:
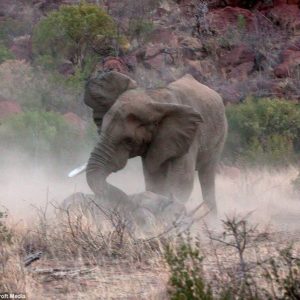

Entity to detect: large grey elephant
[84,71,227,214]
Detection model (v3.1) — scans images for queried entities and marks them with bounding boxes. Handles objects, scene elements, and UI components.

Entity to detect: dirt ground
[1,157,300,299]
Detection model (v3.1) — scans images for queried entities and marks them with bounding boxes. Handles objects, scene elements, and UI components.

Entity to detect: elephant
[60,191,185,236]
[84,71,227,215]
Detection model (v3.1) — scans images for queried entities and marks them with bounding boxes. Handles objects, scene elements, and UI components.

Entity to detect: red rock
[218,45,255,80]
[268,4,300,32]
[179,36,204,60]
[123,54,138,71]
[274,48,300,77]
[103,57,128,73]
[144,53,166,71]
[0,99,22,119]
[217,84,241,104]
[207,7,255,34]
[148,28,178,48]
[220,44,255,67]
[229,61,254,80]
[287,0,299,4]
[137,44,175,71]
[63,112,86,135]
[185,59,217,81]
[57,59,75,76]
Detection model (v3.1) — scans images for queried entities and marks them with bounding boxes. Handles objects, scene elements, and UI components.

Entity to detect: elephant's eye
[124,137,135,147]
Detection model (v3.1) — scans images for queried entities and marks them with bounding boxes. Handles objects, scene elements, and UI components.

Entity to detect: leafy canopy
[33,3,116,68]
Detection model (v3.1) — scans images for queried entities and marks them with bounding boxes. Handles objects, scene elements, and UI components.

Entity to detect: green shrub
[0,44,14,63]
[0,211,12,245]
[33,3,117,72]
[165,235,214,300]
[225,97,300,166]
[0,111,93,167]
[264,245,300,299]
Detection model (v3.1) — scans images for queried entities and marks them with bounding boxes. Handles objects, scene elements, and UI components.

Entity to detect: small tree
[165,235,214,300]
[33,3,117,72]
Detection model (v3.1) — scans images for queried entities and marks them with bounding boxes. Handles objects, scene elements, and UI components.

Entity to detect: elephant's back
[168,74,223,109]
[168,74,227,154]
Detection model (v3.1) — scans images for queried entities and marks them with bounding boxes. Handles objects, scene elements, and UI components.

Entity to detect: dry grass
[1,167,300,299]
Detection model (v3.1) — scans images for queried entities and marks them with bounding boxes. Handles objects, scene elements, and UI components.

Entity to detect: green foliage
[0,211,12,244]
[225,97,300,166]
[0,44,14,63]
[237,14,246,32]
[264,245,300,299]
[165,235,214,300]
[0,111,93,167]
[33,3,117,71]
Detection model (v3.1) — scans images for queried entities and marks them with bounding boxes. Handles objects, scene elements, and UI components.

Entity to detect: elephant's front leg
[142,153,196,203]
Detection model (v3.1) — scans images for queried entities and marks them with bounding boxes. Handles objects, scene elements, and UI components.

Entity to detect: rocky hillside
[0,0,300,108]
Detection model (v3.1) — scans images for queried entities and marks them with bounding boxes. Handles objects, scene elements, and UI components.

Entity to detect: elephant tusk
[68,163,87,178]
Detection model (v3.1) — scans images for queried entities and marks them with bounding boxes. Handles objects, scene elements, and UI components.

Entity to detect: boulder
[207,7,255,34]
[137,44,175,71]
[268,4,300,32]
[219,45,255,80]
[103,56,128,73]
[274,48,300,78]
[57,59,75,76]
[179,36,204,60]
[0,99,22,119]
[220,44,255,67]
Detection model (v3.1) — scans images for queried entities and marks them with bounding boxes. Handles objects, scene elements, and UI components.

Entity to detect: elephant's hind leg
[198,163,217,214]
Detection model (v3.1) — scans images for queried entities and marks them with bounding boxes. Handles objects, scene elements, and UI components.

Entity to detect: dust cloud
[1,150,300,231]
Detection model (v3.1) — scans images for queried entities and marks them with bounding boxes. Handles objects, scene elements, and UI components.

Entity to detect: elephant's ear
[84,71,137,132]
[144,103,203,174]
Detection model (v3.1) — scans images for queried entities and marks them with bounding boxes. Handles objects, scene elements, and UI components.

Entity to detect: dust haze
[1,149,299,231]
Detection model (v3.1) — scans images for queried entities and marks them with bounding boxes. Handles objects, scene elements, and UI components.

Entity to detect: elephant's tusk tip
[68,163,88,178]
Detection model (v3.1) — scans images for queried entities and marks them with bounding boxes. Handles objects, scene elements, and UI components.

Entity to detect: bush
[165,235,214,300]
[165,217,300,300]
[33,3,117,72]
[225,97,300,166]
[0,111,94,167]
[0,44,14,63]
[264,245,300,299]
[0,210,12,245]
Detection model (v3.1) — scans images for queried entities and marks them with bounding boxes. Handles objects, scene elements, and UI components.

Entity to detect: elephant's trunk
[86,135,129,205]
[86,134,114,195]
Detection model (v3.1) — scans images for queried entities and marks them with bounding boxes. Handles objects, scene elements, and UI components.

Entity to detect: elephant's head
[85,72,203,199]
